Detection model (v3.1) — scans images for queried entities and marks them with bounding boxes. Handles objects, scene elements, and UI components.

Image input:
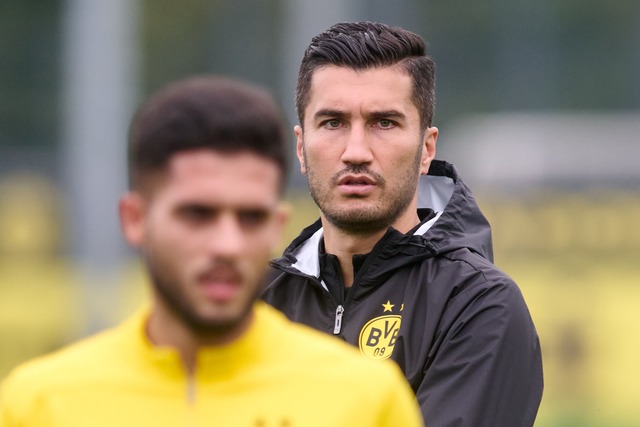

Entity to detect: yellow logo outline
[358,314,402,360]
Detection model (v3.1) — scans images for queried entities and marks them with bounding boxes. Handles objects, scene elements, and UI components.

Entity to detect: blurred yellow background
[1,178,639,426]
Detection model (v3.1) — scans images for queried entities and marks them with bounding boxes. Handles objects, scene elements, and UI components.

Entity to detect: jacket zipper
[333,305,344,334]
[186,375,196,404]
[332,239,389,335]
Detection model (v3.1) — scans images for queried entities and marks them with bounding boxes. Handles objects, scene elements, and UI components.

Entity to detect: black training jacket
[262,160,543,426]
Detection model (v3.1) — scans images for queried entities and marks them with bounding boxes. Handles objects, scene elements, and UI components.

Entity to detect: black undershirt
[318,240,369,304]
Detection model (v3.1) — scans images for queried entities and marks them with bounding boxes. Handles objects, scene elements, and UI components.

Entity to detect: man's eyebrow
[312,109,406,121]
[313,109,349,120]
[175,202,217,212]
[368,110,406,120]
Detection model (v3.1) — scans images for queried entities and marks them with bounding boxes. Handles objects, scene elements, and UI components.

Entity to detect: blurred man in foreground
[0,75,423,427]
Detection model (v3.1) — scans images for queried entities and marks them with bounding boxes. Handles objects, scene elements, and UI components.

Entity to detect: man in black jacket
[262,21,543,426]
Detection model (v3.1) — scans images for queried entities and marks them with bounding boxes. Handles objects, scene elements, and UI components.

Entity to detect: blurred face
[296,65,437,234]
[120,150,286,341]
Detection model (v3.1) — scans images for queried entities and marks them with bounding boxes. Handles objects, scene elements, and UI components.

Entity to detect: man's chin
[183,306,254,341]
[325,211,392,235]
[185,316,241,338]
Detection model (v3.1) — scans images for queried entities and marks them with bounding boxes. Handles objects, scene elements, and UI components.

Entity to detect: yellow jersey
[0,302,422,427]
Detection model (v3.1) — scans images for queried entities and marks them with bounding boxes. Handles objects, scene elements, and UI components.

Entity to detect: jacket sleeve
[417,276,543,427]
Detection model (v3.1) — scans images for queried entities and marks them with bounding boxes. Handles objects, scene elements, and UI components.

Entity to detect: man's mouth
[198,268,242,302]
[338,175,376,186]
[336,175,377,195]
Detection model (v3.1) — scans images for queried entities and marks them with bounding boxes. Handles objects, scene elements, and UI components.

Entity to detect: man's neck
[320,209,420,286]
[146,301,254,374]
[322,225,383,287]
[146,309,200,373]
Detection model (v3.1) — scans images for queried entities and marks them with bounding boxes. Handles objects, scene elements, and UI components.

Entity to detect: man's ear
[420,127,438,175]
[270,201,291,255]
[119,192,146,248]
[294,125,307,175]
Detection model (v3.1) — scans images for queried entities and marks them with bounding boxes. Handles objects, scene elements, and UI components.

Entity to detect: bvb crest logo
[358,301,402,360]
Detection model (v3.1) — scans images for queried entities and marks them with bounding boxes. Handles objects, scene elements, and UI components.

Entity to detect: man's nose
[340,125,373,165]
[204,214,245,258]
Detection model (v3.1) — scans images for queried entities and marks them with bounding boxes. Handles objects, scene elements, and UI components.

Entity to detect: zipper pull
[333,305,344,335]
[186,377,196,404]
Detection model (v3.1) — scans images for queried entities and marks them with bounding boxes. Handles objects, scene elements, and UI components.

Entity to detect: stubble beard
[304,146,423,236]
[146,258,257,340]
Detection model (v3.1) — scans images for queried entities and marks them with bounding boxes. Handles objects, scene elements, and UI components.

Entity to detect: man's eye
[180,206,213,222]
[323,119,342,129]
[238,210,269,228]
[378,119,395,129]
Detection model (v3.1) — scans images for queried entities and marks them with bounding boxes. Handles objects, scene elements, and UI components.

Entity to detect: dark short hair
[296,21,436,130]
[128,76,289,192]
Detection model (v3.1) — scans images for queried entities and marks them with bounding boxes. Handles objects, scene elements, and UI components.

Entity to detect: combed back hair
[128,76,289,193]
[296,21,436,130]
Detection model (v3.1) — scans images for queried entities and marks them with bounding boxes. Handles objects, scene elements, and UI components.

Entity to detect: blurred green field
[1,185,639,426]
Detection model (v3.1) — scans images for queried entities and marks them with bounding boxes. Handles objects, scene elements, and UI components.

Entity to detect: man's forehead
[145,150,281,202]
[306,66,415,116]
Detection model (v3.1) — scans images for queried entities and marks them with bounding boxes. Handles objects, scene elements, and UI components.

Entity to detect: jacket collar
[277,160,494,279]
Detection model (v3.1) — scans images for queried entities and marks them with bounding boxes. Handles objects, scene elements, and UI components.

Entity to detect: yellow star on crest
[382,300,394,312]
[400,303,404,312]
